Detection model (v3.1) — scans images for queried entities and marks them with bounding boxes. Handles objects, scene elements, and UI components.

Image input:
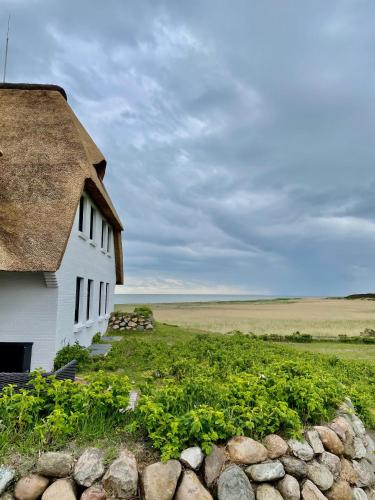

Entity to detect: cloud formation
[2,0,375,294]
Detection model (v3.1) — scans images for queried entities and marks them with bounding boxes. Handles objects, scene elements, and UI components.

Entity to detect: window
[105,283,109,313]
[78,196,85,232]
[86,279,93,320]
[99,281,104,316]
[74,277,83,324]
[101,220,107,249]
[89,206,96,241]
[107,227,112,253]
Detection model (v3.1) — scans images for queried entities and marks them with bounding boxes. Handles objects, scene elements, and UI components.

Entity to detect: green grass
[88,322,221,385]
[290,341,375,361]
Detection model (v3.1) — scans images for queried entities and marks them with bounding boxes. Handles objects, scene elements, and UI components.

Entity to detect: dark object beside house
[0,359,78,391]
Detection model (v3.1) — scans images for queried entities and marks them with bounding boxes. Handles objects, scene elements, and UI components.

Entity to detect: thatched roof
[0,83,124,284]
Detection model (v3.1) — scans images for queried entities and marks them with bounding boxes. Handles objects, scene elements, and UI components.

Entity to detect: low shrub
[133,305,153,317]
[92,332,102,344]
[0,371,131,453]
[129,333,375,459]
[53,342,91,370]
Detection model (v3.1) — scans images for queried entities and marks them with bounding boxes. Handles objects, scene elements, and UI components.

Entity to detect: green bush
[92,332,102,344]
[0,371,131,453]
[53,342,91,370]
[134,305,153,317]
[130,334,375,460]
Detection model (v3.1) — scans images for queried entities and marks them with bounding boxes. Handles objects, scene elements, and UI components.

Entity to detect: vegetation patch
[3,323,375,463]
[0,371,131,458]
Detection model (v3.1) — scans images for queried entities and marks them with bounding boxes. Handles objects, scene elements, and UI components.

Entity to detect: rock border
[1,399,375,499]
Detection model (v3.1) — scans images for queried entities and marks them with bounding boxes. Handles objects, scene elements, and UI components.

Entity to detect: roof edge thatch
[0,83,67,100]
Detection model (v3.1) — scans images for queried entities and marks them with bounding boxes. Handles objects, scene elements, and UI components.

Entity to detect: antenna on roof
[3,15,10,83]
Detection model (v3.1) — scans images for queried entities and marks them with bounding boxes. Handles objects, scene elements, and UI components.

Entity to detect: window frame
[101,220,107,250]
[105,283,109,314]
[74,276,84,324]
[107,226,112,254]
[78,196,85,233]
[99,281,104,316]
[89,206,96,241]
[86,279,93,321]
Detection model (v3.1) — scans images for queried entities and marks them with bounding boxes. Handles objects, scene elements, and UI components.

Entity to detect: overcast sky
[2,0,375,295]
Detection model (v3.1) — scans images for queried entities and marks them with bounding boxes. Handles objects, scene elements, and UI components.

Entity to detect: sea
[114,294,287,305]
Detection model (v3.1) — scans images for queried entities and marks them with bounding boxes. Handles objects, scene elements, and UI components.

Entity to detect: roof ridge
[0,83,67,100]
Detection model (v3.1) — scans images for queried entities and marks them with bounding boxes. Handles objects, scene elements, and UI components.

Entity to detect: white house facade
[0,83,124,372]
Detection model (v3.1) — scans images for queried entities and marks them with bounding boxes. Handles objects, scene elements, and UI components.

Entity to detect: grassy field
[115,297,375,338]
[291,341,375,361]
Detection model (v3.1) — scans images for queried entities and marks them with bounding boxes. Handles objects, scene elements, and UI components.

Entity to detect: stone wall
[107,312,154,333]
[1,399,374,499]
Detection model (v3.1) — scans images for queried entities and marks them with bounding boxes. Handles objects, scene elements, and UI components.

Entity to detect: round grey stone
[217,465,255,500]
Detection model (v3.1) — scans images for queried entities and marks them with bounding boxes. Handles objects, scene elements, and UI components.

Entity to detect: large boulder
[227,436,267,464]
[217,465,255,500]
[288,439,314,461]
[141,460,181,500]
[256,483,283,500]
[325,480,352,500]
[314,426,345,455]
[175,471,212,500]
[301,479,326,499]
[263,435,288,459]
[280,456,308,479]
[74,448,105,487]
[329,416,353,442]
[0,468,15,496]
[204,444,226,488]
[36,452,74,478]
[344,436,367,460]
[340,458,358,485]
[305,430,324,454]
[14,474,49,500]
[102,450,138,499]
[352,488,368,500]
[245,460,285,482]
[180,447,204,470]
[306,460,334,491]
[80,484,106,500]
[277,474,300,500]
[41,478,76,500]
[318,451,341,479]
[352,458,375,488]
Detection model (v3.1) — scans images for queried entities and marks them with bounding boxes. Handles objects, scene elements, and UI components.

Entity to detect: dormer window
[78,196,85,233]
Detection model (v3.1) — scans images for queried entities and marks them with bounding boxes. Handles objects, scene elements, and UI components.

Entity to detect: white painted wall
[55,191,116,353]
[0,191,118,372]
[0,272,58,370]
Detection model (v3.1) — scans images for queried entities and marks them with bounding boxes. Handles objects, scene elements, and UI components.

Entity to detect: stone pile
[108,312,154,333]
[1,400,375,499]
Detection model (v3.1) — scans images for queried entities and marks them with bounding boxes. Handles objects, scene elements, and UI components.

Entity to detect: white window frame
[74,276,84,326]
[98,281,104,318]
[78,196,86,236]
[89,205,96,244]
[101,220,107,252]
[107,226,112,255]
[86,279,94,324]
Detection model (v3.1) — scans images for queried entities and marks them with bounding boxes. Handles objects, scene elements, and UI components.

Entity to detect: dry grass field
[116,298,375,337]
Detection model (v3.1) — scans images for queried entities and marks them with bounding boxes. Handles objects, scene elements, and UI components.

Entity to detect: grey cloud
[3,0,375,294]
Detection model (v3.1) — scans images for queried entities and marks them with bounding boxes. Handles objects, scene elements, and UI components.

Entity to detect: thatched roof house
[0,83,124,371]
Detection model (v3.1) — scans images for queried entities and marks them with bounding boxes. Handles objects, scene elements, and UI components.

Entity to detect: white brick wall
[0,272,58,370]
[55,192,117,353]
[0,191,118,371]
